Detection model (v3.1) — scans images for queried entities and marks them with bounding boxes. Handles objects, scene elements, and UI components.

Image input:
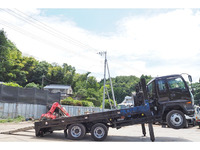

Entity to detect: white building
[118,96,134,109]
[44,84,73,99]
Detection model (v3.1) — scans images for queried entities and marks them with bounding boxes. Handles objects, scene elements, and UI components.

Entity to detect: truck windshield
[167,77,186,90]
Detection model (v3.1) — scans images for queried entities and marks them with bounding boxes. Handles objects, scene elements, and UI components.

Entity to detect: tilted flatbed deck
[34,101,161,141]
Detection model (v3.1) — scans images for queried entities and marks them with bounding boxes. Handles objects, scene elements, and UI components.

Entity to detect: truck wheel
[68,123,86,140]
[91,123,108,141]
[166,110,186,129]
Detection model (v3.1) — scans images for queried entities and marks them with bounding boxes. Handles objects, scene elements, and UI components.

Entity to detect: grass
[0,115,25,123]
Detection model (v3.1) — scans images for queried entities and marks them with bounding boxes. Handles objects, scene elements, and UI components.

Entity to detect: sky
[0,6,200,82]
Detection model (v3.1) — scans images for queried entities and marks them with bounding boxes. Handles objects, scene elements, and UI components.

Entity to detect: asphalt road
[0,121,200,142]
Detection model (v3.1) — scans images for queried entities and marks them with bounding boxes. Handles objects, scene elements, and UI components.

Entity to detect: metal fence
[0,102,108,119]
[0,102,46,119]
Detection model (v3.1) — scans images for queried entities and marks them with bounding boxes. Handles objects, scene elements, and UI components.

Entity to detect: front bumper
[184,108,195,116]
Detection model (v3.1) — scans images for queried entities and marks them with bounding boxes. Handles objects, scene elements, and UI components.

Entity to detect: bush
[25,82,40,89]
[82,100,94,107]
[74,100,82,106]
[61,97,94,107]
[3,82,22,88]
[60,99,74,105]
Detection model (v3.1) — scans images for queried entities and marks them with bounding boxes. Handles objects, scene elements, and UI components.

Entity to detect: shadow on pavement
[8,131,191,142]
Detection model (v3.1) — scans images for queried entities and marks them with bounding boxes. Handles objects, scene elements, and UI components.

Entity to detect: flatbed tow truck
[34,74,195,141]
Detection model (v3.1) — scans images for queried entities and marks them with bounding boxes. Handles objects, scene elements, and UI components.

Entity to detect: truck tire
[68,123,86,140]
[91,123,108,141]
[166,110,186,129]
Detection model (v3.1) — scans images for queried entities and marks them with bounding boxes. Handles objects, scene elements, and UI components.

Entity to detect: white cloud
[0,8,200,82]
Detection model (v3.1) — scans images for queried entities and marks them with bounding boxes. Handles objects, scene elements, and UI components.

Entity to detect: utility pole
[106,61,117,108]
[98,51,116,111]
[98,51,107,111]
[105,87,112,110]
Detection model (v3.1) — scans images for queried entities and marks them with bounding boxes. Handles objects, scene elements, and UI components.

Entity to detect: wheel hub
[71,126,81,137]
[170,113,183,126]
[94,127,105,139]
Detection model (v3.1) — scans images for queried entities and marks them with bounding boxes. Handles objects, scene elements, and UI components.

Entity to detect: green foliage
[140,74,153,83]
[25,82,40,89]
[86,97,101,107]
[0,30,27,85]
[0,115,25,123]
[75,88,87,99]
[73,73,101,106]
[82,100,94,107]
[3,82,22,88]
[100,99,114,109]
[60,97,94,107]
[100,75,141,104]
[0,30,77,88]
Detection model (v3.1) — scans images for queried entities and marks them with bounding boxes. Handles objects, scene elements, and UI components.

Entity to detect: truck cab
[146,74,195,129]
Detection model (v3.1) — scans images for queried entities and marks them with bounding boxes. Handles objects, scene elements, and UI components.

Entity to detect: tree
[99,75,140,104]
[32,61,51,86]
[22,56,38,85]
[75,88,87,100]
[140,74,153,83]
[0,30,27,85]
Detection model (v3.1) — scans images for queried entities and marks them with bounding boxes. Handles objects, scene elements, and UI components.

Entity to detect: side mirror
[188,75,192,83]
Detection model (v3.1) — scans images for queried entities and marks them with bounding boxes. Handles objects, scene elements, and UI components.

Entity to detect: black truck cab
[146,74,195,129]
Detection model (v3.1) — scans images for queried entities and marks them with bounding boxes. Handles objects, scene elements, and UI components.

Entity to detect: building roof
[44,84,71,90]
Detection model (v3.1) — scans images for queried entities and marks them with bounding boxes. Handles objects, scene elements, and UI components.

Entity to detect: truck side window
[147,81,155,99]
[157,80,168,101]
[158,80,166,92]
[167,77,186,90]
[167,77,188,100]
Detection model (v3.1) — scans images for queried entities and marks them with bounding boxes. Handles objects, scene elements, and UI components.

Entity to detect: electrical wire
[0,9,129,80]
[0,18,101,64]
[0,8,99,53]
[14,8,99,53]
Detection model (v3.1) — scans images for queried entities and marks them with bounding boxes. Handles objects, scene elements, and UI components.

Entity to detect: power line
[0,18,101,63]
[0,8,103,66]
[0,9,115,81]
[14,8,99,53]
[0,8,105,69]
[1,8,99,53]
